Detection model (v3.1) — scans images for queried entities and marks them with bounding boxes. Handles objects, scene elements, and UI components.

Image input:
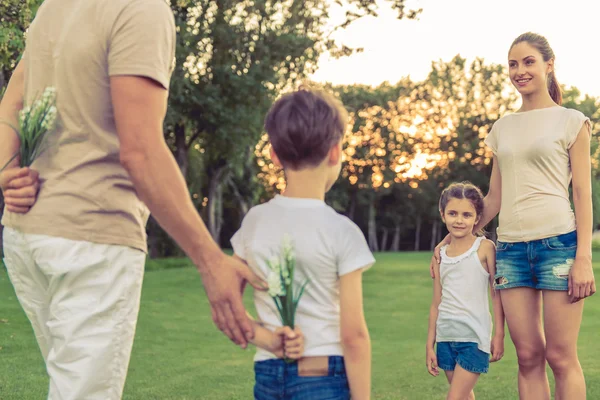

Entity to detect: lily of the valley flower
[265,234,309,332]
[267,271,284,297]
[1,86,59,172]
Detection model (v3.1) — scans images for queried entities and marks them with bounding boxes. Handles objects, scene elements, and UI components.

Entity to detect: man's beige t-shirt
[484,106,591,243]
[1,0,176,252]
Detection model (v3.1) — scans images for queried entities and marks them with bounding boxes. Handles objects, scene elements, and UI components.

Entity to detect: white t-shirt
[484,106,591,242]
[231,195,375,362]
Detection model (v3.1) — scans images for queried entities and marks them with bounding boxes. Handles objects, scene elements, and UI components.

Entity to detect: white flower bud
[267,271,285,297]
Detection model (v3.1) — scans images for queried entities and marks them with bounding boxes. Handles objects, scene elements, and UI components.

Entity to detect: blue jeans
[495,230,577,291]
[436,342,489,374]
[254,356,350,400]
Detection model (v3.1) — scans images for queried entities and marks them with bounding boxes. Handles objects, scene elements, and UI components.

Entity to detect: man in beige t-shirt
[0,0,263,398]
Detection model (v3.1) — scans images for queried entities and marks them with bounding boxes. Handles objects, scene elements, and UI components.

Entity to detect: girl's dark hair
[439,181,485,223]
[510,32,562,105]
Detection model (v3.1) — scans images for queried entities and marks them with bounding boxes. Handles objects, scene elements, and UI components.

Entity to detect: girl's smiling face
[441,197,480,239]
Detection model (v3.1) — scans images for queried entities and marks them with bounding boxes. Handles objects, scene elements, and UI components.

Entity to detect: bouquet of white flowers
[266,234,309,363]
[1,87,58,171]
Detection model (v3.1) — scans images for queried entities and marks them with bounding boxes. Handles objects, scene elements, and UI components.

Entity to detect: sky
[311,0,600,97]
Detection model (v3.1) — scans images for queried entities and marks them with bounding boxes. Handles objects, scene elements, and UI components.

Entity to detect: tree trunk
[208,166,228,243]
[228,177,250,218]
[173,123,189,179]
[348,189,357,220]
[146,216,162,259]
[367,199,379,252]
[414,215,422,251]
[380,227,389,252]
[430,219,439,251]
[390,223,401,251]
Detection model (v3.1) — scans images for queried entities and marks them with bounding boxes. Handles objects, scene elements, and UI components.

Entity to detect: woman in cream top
[434,32,594,400]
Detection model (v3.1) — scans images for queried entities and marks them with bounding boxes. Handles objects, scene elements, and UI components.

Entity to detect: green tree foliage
[161,0,421,252]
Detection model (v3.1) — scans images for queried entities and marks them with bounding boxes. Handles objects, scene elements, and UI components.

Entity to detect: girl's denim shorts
[436,341,489,374]
[495,230,577,291]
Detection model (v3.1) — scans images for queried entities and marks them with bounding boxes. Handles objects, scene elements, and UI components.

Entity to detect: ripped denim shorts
[495,230,577,291]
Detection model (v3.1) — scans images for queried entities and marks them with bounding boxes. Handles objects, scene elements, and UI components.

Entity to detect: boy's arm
[484,240,505,362]
[426,261,442,376]
[248,317,284,358]
[232,255,304,359]
[247,318,304,359]
[340,269,371,400]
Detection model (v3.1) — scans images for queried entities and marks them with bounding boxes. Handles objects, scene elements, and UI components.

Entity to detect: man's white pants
[2,227,146,400]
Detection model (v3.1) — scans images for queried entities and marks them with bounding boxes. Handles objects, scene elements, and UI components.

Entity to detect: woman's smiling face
[508,42,553,97]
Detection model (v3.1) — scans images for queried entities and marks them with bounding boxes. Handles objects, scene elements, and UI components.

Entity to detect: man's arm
[110,75,264,348]
[0,59,23,167]
[0,58,40,213]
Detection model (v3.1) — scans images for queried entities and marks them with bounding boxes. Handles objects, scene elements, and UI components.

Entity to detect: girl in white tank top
[426,182,506,400]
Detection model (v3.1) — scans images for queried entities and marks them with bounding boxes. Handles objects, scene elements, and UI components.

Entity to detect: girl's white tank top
[436,236,492,353]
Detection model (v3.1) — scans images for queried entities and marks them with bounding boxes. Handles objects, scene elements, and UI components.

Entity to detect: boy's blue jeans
[254,356,350,400]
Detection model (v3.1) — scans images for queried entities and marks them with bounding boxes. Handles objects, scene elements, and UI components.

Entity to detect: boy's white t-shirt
[231,195,375,362]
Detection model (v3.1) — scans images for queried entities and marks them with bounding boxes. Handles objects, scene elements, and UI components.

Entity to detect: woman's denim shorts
[495,230,577,291]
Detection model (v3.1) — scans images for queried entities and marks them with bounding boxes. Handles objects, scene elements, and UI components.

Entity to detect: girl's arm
[482,240,505,362]
[569,122,596,303]
[340,269,371,400]
[426,261,442,376]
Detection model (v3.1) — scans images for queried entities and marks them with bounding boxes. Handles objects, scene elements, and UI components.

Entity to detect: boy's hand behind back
[275,326,304,360]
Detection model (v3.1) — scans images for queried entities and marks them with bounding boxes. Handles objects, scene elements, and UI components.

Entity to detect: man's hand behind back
[0,167,40,213]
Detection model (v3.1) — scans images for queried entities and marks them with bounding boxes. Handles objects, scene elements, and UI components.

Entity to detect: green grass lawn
[1,252,599,399]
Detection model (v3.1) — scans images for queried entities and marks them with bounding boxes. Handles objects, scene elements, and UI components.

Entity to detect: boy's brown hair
[264,87,348,170]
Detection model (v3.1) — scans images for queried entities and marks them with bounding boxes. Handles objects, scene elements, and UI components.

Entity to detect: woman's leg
[543,291,586,400]
[500,288,550,400]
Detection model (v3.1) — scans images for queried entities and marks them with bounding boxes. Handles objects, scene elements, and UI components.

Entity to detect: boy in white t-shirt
[231,87,375,400]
